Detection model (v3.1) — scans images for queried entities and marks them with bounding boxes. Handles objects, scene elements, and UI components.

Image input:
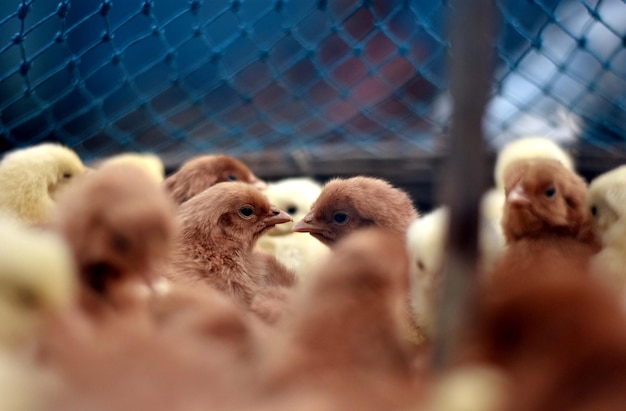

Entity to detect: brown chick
[163,154,266,205]
[496,158,599,278]
[258,228,423,410]
[54,163,177,313]
[293,176,418,247]
[166,182,295,307]
[459,264,626,411]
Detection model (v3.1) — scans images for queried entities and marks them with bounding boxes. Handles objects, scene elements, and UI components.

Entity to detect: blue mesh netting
[1,0,626,166]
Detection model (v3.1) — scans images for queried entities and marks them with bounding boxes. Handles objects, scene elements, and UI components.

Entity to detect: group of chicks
[1,137,626,410]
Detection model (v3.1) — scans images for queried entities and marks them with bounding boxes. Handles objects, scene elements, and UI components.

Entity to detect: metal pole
[433,0,497,368]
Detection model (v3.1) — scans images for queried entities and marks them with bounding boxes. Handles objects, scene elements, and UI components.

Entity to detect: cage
[3,0,626,210]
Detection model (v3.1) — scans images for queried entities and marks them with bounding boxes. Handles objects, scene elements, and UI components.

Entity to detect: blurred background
[1,0,626,210]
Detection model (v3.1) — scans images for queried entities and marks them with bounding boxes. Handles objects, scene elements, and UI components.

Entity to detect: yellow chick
[0,214,77,350]
[481,136,575,250]
[257,177,329,279]
[96,152,165,184]
[406,207,503,339]
[0,143,86,224]
[586,165,626,293]
[0,351,46,411]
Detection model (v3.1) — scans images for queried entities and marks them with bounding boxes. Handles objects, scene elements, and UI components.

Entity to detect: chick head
[262,178,322,236]
[587,165,626,248]
[97,152,165,184]
[0,215,77,348]
[494,136,574,190]
[56,164,177,296]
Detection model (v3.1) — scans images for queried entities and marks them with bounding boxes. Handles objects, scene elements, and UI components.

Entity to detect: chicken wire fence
[1,0,626,170]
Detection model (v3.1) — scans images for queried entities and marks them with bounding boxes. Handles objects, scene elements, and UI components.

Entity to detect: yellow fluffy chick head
[494,136,574,190]
[0,143,86,224]
[586,165,626,248]
[0,215,77,348]
[262,177,322,235]
[96,152,165,184]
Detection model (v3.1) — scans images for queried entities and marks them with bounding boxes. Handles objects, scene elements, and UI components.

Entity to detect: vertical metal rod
[433,0,497,368]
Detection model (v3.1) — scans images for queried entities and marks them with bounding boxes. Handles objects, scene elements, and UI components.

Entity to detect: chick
[260,228,420,410]
[496,158,599,278]
[586,165,626,293]
[461,265,626,411]
[166,182,294,307]
[96,152,165,183]
[481,137,574,256]
[293,176,418,247]
[54,163,176,313]
[406,207,504,340]
[0,215,76,350]
[257,177,329,279]
[164,154,266,205]
[0,143,86,224]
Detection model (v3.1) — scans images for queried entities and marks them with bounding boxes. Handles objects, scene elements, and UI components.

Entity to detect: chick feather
[166,181,295,307]
[163,154,266,205]
[96,152,165,183]
[257,177,329,279]
[0,143,86,224]
[0,215,77,350]
[586,165,626,293]
[54,163,176,313]
[260,228,421,410]
[293,176,418,247]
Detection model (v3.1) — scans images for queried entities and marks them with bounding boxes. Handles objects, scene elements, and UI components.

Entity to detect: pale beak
[507,185,530,205]
[264,206,292,226]
[292,212,324,234]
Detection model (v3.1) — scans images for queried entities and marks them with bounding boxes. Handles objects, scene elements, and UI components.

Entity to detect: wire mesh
[1,0,625,167]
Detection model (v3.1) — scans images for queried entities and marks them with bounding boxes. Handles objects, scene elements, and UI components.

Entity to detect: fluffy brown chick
[163,154,266,205]
[259,228,421,410]
[459,265,626,411]
[166,182,294,307]
[54,163,176,313]
[293,176,418,247]
[496,158,599,277]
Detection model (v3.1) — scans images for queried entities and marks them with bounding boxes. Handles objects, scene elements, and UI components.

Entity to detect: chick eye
[591,205,598,217]
[332,211,349,225]
[239,206,254,219]
[228,174,238,181]
[62,173,72,179]
[544,187,556,198]
[286,205,298,215]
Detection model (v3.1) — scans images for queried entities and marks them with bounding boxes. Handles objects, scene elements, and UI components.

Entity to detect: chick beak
[264,206,292,227]
[292,212,322,234]
[507,185,530,205]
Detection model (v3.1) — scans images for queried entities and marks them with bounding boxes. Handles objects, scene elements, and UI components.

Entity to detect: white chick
[406,207,503,339]
[0,143,86,224]
[481,136,574,257]
[257,177,329,279]
[586,165,626,294]
[0,214,77,350]
[96,152,165,184]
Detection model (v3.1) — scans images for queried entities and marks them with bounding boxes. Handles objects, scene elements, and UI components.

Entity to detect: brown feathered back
[55,163,176,307]
[163,154,264,205]
[294,176,418,246]
[167,182,294,306]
